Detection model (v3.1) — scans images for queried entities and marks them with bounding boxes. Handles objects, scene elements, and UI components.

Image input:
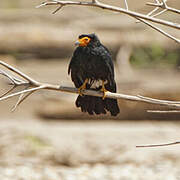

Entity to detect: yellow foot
[78,79,88,96]
[100,80,108,100]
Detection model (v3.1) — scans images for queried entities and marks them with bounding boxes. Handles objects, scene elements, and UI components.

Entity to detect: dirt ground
[0,119,180,179]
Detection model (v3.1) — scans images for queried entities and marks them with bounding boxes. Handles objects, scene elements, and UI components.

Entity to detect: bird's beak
[75,40,80,46]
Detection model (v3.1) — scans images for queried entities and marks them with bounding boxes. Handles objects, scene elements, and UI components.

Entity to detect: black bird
[68,33,120,116]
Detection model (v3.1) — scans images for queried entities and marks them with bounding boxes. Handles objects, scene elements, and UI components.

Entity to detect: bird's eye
[85,38,89,41]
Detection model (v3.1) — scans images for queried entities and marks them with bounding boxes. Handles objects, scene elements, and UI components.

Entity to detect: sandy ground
[0,119,180,179]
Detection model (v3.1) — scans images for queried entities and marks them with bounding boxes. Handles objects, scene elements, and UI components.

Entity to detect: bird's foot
[78,79,88,96]
[100,86,108,100]
[100,80,108,100]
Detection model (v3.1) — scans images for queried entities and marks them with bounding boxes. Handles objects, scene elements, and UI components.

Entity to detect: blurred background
[0,0,180,179]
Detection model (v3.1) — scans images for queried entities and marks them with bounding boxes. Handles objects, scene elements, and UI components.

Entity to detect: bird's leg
[78,78,88,96]
[100,80,108,100]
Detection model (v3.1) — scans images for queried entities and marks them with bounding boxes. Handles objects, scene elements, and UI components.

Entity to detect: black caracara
[68,33,120,116]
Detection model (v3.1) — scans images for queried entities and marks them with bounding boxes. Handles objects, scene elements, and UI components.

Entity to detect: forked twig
[147,1,180,14]
[11,86,36,112]
[37,0,180,43]
[136,0,166,22]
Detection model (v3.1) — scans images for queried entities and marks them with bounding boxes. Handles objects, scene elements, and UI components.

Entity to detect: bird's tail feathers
[75,95,120,116]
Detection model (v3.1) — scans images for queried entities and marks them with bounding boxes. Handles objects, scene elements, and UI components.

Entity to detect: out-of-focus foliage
[130,44,180,68]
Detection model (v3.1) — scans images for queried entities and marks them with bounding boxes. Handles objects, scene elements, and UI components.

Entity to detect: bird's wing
[98,45,117,93]
[68,49,83,88]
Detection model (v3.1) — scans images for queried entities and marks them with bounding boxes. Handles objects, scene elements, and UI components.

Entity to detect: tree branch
[37,0,180,44]
[1,60,180,111]
[136,17,180,43]
[147,1,180,14]
[37,0,180,30]
[136,0,167,22]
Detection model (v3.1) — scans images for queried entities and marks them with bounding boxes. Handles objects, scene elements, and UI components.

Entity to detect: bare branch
[0,61,39,85]
[147,6,159,17]
[136,17,180,43]
[137,95,180,105]
[0,86,16,98]
[124,0,129,10]
[52,5,63,14]
[0,69,24,85]
[37,0,180,31]
[136,0,167,23]
[148,110,180,113]
[11,92,27,112]
[136,141,180,148]
[37,0,180,44]
[147,1,180,14]
[2,61,180,111]
[0,86,45,102]
[11,86,35,112]
[135,0,178,43]
[151,9,167,18]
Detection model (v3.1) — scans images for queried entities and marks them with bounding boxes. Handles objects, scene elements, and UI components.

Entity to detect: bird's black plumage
[68,33,120,116]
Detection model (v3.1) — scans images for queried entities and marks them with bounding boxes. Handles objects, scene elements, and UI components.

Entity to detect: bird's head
[75,33,101,47]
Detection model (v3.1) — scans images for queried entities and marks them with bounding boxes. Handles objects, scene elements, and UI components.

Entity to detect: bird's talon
[78,88,83,96]
[101,80,108,100]
[78,78,88,96]
[102,92,106,100]
[101,89,107,99]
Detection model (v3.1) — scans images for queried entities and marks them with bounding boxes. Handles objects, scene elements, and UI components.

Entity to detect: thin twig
[52,4,63,14]
[0,61,39,85]
[11,91,35,112]
[151,9,167,18]
[136,0,166,23]
[147,1,180,14]
[136,17,180,43]
[0,86,45,102]
[0,86,16,98]
[136,141,180,148]
[148,110,180,113]
[124,0,128,10]
[147,7,159,17]
[11,92,26,112]
[136,7,159,23]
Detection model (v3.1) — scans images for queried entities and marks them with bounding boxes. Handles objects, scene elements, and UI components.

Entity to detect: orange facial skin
[77,37,91,47]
